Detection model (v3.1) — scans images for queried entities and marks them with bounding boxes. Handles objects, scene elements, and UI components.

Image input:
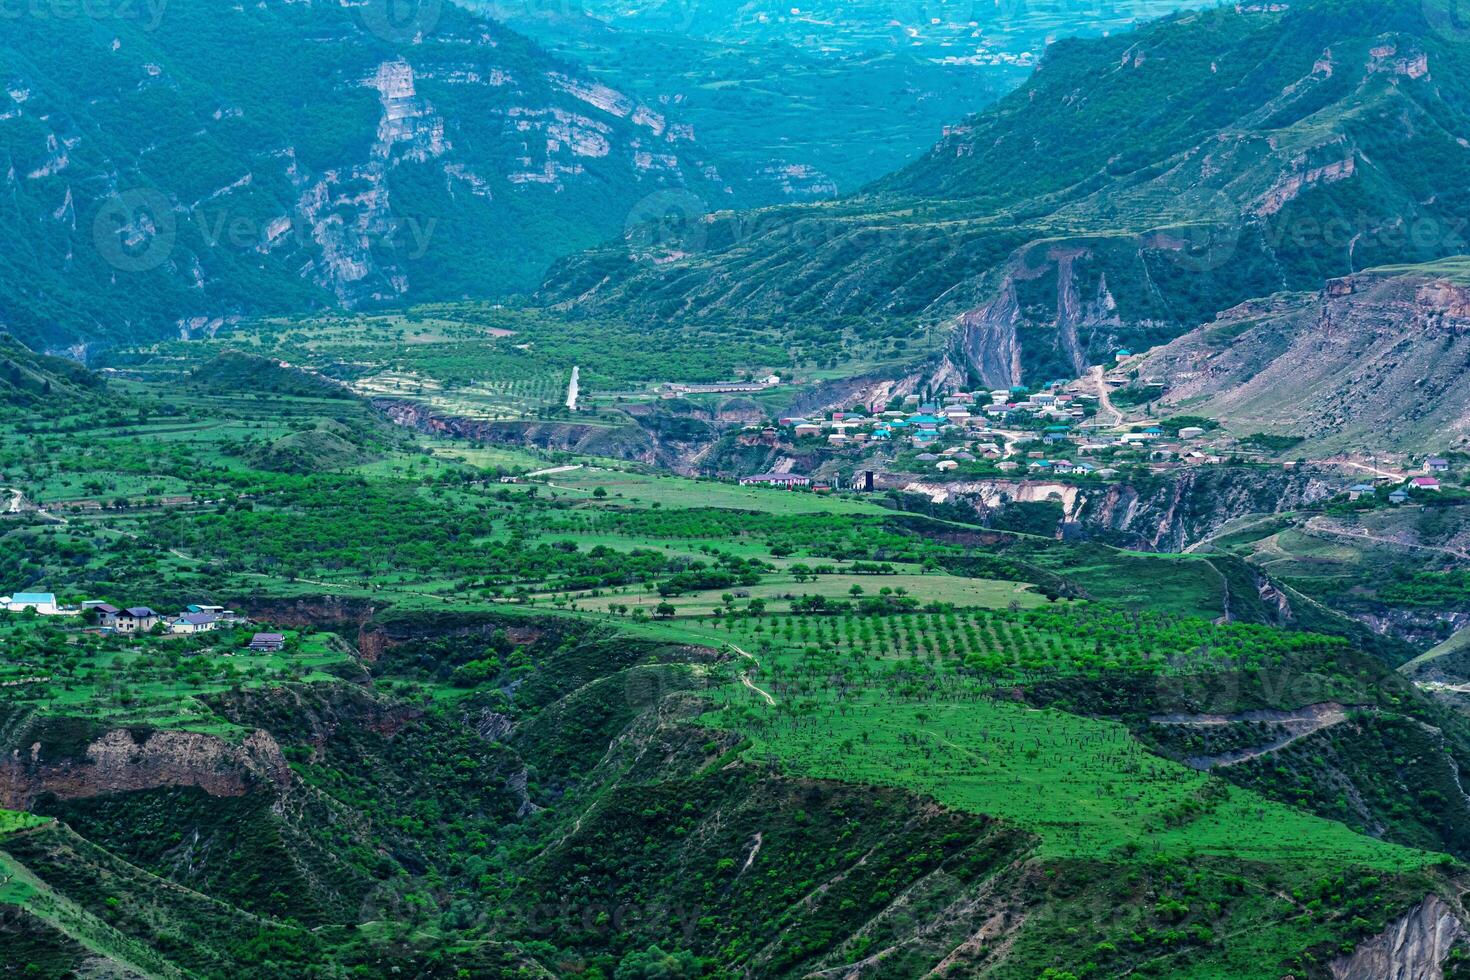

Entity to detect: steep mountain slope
[1136,263,1470,454]
[0,0,723,353]
[541,0,1470,386]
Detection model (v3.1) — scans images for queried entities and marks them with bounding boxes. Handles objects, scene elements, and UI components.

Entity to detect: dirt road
[1304,516,1470,560]
[730,644,776,705]
[1088,365,1123,426]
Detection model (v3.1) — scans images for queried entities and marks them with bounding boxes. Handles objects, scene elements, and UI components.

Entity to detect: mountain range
[1,0,729,352]
[0,0,1276,362]
[541,0,1470,387]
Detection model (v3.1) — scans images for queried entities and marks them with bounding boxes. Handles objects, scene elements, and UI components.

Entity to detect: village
[731,350,1462,504]
[0,592,285,652]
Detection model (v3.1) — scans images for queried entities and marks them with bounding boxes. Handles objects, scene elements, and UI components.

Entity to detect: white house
[170,612,220,635]
[2,593,62,615]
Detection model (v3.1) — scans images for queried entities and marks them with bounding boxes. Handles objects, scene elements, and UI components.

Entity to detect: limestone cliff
[1330,894,1466,980]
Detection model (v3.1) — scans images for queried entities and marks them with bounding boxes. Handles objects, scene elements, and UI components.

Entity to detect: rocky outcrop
[0,728,290,808]
[1330,894,1465,980]
[896,478,1085,521]
[889,466,1333,551]
[951,281,1026,389]
[375,398,660,463]
[784,365,942,418]
[1140,268,1470,454]
[1072,467,1335,551]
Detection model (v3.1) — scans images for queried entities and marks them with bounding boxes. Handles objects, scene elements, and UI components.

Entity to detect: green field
[712,690,1430,868]
[541,468,895,515]
[3,326,1466,979]
[564,573,1041,616]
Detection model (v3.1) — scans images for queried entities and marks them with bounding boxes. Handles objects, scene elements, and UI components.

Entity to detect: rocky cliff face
[0,728,291,808]
[1072,467,1337,550]
[889,466,1333,551]
[1330,894,1466,980]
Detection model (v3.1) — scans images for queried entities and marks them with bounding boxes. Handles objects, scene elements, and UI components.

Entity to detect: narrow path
[1151,702,1350,769]
[1183,512,1290,554]
[1315,458,1407,480]
[525,463,584,479]
[729,644,775,706]
[565,366,580,411]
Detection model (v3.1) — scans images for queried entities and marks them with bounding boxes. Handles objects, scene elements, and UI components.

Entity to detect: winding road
[1152,702,1350,769]
[0,487,65,524]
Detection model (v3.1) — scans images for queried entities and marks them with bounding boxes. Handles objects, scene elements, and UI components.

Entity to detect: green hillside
[2,345,1470,976]
[0,336,111,417]
[8,0,1470,976]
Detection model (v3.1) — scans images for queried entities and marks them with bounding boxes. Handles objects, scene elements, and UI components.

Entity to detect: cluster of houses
[772,385,1096,451]
[731,363,1466,493]
[912,445,1122,479]
[0,592,244,634]
[0,592,284,651]
[759,383,1238,479]
[83,601,244,635]
[1344,458,1456,504]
